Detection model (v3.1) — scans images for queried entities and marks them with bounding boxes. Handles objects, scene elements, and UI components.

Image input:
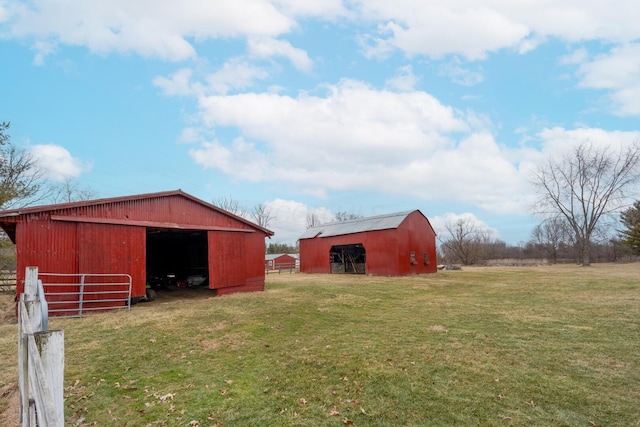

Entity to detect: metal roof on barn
[299,210,424,239]
[265,253,297,261]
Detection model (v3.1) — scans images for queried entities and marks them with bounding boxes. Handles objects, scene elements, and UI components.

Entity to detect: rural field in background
[1,264,639,426]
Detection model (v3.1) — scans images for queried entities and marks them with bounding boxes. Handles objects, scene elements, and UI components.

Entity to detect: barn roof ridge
[0,189,274,236]
[299,209,429,239]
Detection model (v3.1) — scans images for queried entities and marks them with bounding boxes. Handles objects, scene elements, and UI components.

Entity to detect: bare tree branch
[212,196,246,217]
[532,141,640,266]
[251,203,273,228]
[0,122,47,209]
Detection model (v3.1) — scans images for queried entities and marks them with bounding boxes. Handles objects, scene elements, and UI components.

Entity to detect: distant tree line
[439,201,640,266]
[266,242,298,254]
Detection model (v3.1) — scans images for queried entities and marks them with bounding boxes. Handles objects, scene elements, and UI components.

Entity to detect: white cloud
[385,65,418,92]
[205,59,270,94]
[187,80,546,214]
[272,0,348,18]
[359,3,530,60]
[575,43,640,116]
[560,47,589,66]
[4,0,640,67]
[154,60,271,97]
[356,1,640,60]
[3,0,294,61]
[31,40,56,66]
[438,58,484,87]
[5,0,640,116]
[537,126,640,156]
[248,37,313,71]
[263,198,335,243]
[29,144,92,181]
[189,137,270,183]
[154,68,201,97]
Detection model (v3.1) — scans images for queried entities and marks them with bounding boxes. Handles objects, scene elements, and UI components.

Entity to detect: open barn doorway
[145,228,210,299]
[330,244,366,274]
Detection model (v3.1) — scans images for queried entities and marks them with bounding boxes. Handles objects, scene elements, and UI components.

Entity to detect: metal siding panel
[209,231,243,289]
[208,231,266,293]
[398,211,438,274]
[362,230,402,276]
[78,224,146,297]
[16,216,79,294]
[300,238,331,273]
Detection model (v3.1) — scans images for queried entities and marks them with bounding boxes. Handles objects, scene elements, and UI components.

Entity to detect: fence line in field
[18,266,64,427]
[265,262,298,274]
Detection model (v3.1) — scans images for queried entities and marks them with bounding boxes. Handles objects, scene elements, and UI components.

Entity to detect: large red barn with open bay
[299,210,437,276]
[0,190,273,306]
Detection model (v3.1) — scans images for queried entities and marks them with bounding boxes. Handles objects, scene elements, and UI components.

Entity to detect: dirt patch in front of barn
[146,285,218,304]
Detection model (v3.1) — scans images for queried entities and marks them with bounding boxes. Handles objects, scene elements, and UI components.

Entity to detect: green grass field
[1,264,639,426]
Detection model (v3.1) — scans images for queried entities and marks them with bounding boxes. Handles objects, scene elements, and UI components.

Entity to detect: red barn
[299,210,437,276]
[265,253,297,270]
[0,190,273,306]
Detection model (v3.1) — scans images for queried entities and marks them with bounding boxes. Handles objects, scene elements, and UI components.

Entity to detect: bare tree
[306,212,322,229]
[531,217,571,263]
[251,203,273,228]
[48,178,97,203]
[212,196,245,217]
[533,142,640,266]
[334,211,362,222]
[0,122,45,209]
[439,218,489,265]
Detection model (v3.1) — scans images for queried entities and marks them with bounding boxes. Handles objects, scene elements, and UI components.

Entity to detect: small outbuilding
[299,210,437,276]
[265,253,297,270]
[0,190,273,304]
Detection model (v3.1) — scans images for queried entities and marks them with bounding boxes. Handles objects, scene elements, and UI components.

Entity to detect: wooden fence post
[33,330,65,426]
[18,266,65,427]
[19,266,42,425]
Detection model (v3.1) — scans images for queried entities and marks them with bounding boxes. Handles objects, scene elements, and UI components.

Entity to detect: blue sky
[1,1,639,245]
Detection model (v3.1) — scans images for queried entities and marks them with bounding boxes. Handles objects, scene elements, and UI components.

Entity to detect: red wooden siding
[78,223,146,296]
[209,230,266,294]
[300,210,437,276]
[16,215,79,295]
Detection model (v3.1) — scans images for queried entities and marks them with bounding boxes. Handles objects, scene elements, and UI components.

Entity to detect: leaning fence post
[19,266,42,425]
[33,330,65,426]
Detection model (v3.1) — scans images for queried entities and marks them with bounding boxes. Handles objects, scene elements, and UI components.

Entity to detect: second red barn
[299,210,437,276]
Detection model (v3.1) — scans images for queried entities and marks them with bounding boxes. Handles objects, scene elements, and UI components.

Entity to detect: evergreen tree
[619,201,640,254]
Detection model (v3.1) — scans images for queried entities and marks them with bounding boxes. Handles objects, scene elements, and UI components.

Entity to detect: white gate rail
[18,266,64,427]
[38,272,132,317]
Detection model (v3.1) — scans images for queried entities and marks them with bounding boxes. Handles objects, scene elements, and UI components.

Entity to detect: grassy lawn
[1,264,639,426]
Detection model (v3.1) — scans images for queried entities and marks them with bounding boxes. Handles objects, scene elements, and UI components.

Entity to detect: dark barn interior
[146,228,209,289]
[330,244,366,274]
